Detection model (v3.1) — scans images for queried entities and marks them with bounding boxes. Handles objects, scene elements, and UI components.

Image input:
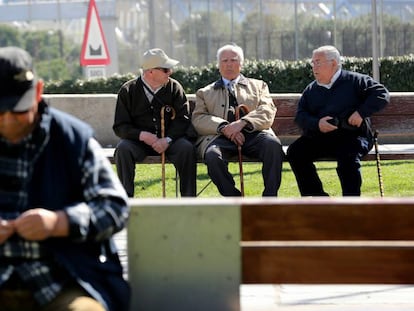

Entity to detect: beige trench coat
[192,75,277,159]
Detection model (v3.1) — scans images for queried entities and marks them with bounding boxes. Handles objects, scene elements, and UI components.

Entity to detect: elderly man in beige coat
[192,43,284,196]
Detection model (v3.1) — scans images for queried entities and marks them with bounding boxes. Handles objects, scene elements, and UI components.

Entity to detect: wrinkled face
[311,51,338,84]
[0,81,41,144]
[148,67,172,86]
[219,50,241,81]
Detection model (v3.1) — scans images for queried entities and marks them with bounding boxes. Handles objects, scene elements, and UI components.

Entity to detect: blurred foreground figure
[0,46,130,311]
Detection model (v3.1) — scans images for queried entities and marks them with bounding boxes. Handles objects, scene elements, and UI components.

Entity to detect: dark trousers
[204,131,284,196]
[114,138,197,197]
[286,132,371,196]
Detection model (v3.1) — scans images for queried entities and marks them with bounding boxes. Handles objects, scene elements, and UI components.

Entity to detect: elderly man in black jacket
[113,48,196,197]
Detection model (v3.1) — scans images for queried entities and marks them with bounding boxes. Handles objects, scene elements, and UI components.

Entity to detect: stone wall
[44,94,119,147]
[44,94,198,147]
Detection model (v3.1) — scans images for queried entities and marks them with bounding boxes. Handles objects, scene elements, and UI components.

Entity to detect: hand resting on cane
[220,120,246,146]
[139,131,170,154]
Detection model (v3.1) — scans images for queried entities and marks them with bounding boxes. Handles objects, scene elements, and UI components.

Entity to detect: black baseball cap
[0,46,37,113]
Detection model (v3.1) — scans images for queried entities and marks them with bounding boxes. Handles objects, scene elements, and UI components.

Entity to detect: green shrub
[44,55,414,94]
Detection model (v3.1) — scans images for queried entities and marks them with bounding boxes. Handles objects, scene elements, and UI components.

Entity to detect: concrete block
[44,94,119,147]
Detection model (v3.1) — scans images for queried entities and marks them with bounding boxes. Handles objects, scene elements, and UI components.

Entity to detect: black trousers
[286,132,371,196]
[204,131,284,196]
[114,138,197,197]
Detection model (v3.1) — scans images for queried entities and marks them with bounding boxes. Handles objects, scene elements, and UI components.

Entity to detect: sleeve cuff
[217,122,228,134]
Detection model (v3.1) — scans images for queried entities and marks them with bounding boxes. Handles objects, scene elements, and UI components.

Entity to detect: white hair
[313,45,342,68]
[216,44,244,66]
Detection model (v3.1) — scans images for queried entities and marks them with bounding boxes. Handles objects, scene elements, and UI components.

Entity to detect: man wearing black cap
[113,48,196,197]
[0,47,130,311]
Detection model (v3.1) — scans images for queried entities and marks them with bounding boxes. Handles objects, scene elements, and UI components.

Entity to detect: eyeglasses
[310,59,333,68]
[153,68,171,73]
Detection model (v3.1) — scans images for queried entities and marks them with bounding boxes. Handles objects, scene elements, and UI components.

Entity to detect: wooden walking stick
[235,104,250,197]
[374,130,385,197]
[160,105,176,197]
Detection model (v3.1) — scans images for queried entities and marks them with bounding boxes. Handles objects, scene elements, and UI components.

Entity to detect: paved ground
[114,230,414,310]
[241,284,414,310]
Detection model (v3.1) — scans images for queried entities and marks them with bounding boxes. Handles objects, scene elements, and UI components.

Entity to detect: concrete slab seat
[127,197,414,311]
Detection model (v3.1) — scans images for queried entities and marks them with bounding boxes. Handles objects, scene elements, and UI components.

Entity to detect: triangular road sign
[80,0,110,66]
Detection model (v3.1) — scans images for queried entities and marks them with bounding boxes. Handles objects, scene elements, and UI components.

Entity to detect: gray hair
[216,44,244,66]
[313,45,342,69]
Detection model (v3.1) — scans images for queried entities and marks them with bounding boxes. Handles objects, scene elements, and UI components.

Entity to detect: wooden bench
[127,197,414,310]
[271,92,414,160]
[105,92,414,163]
[104,92,414,196]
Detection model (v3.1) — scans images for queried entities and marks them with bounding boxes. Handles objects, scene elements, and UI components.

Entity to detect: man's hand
[348,111,363,127]
[140,131,169,154]
[151,138,170,154]
[319,116,338,133]
[139,131,158,146]
[14,209,69,241]
[0,219,15,244]
[221,120,246,145]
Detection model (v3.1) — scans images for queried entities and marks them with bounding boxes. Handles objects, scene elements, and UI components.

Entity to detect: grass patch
[120,160,414,198]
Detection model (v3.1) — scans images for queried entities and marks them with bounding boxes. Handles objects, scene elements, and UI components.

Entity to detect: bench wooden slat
[104,147,414,164]
[372,116,414,142]
[242,246,414,284]
[241,200,414,241]
[272,116,414,144]
[104,152,260,164]
[241,198,414,285]
[371,153,414,160]
[272,97,299,116]
[271,118,300,142]
[379,94,414,115]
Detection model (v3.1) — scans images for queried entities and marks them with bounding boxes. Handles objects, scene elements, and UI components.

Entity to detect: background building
[1,0,413,79]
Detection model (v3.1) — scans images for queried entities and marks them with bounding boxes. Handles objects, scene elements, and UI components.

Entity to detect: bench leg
[176,169,179,197]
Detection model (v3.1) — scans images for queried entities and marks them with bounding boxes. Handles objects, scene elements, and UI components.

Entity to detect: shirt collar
[141,77,164,103]
[222,75,241,87]
[142,76,163,94]
[317,69,341,89]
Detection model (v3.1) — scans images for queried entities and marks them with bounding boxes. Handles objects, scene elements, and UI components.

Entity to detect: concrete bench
[127,197,414,311]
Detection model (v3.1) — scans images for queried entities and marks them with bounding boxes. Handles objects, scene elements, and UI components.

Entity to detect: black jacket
[113,76,191,141]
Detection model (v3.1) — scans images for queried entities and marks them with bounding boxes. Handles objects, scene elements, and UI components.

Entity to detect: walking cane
[235,104,250,197]
[160,105,176,197]
[374,130,385,197]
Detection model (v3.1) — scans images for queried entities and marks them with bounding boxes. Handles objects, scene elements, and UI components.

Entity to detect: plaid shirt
[0,103,129,306]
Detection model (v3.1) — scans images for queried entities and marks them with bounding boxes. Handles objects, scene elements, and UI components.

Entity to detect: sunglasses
[153,68,171,74]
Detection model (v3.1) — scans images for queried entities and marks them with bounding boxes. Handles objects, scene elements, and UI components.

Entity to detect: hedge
[44,55,414,94]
